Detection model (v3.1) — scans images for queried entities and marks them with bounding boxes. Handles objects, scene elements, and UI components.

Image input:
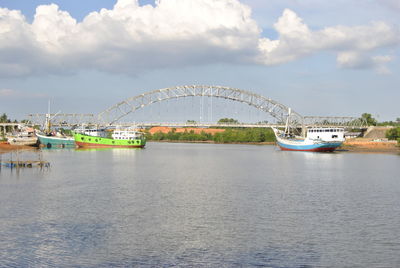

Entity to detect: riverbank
[150,140,399,153]
[2,140,398,154]
[340,138,399,154]
[0,141,37,154]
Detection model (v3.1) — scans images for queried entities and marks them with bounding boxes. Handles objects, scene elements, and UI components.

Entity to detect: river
[0,143,399,267]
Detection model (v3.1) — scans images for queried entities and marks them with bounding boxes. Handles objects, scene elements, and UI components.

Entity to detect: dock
[1,160,50,168]
[0,149,50,170]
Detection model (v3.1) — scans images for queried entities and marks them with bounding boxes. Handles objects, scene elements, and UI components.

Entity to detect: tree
[0,113,10,123]
[361,113,377,126]
[217,118,239,124]
[386,127,400,142]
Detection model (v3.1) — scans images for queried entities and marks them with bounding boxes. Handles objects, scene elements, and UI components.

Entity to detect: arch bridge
[26,85,367,131]
[98,85,304,127]
[97,85,366,131]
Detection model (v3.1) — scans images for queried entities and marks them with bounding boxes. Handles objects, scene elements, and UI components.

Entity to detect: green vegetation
[0,113,11,123]
[148,129,212,141]
[1,113,12,140]
[377,118,400,127]
[361,113,378,126]
[213,128,275,143]
[217,118,239,124]
[386,127,400,144]
[146,127,276,143]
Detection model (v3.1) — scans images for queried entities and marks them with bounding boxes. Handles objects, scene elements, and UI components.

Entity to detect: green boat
[74,127,146,148]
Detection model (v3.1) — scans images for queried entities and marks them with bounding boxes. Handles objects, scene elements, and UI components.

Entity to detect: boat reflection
[74,147,143,153]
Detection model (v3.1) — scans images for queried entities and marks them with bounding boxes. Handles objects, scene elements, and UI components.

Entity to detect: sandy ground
[340,138,399,154]
[0,141,38,154]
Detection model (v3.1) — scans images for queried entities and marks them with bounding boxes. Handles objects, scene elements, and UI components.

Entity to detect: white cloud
[0,89,15,96]
[379,0,400,12]
[0,88,46,98]
[257,9,399,69]
[0,1,399,77]
[336,51,392,74]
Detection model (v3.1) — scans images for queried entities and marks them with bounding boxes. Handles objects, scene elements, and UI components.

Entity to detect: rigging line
[210,90,213,123]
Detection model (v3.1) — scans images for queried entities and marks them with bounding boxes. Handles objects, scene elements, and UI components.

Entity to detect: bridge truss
[98,85,304,127]
[28,114,96,127]
[303,116,367,128]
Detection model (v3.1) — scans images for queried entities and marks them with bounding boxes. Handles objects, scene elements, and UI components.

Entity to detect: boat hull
[74,133,146,148]
[276,141,342,152]
[37,133,75,148]
[7,137,38,146]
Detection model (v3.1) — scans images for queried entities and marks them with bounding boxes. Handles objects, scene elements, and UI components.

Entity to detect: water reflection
[0,143,399,267]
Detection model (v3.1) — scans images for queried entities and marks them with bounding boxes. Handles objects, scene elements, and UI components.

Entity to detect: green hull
[74,133,146,148]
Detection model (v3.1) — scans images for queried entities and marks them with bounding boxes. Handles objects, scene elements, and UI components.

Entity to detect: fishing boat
[7,127,38,146]
[36,132,75,148]
[272,127,345,152]
[73,126,146,148]
[36,109,75,148]
[272,107,345,152]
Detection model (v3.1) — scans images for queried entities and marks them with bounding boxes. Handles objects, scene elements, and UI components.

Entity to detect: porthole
[81,137,84,141]
[112,141,115,144]
[95,139,98,142]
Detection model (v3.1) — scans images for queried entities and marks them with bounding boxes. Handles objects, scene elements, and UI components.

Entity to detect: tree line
[146,127,276,143]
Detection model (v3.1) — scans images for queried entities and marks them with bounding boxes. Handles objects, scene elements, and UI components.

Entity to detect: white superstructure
[111,128,144,140]
[306,127,345,142]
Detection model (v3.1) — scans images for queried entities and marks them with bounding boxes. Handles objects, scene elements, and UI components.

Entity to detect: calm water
[0,143,399,267]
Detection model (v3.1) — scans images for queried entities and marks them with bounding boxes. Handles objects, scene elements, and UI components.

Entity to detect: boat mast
[45,100,51,134]
[284,108,291,135]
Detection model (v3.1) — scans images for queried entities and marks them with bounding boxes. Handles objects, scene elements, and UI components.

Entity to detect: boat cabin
[74,127,108,137]
[307,127,345,142]
[112,129,144,140]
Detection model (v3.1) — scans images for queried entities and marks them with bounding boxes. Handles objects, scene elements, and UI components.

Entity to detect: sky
[0,0,399,123]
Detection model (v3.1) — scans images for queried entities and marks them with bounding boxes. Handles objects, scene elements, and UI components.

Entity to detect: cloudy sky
[1,0,399,122]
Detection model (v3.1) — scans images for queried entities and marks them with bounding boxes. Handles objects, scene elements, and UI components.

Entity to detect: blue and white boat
[36,132,75,148]
[36,105,75,148]
[273,127,345,152]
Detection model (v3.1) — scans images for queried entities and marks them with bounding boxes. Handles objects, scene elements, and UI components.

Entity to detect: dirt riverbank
[0,141,37,154]
[1,140,398,154]
[151,139,399,153]
[340,138,399,154]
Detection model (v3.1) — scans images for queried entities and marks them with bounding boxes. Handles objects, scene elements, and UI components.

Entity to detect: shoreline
[1,140,399,155]
[148,140,400,154]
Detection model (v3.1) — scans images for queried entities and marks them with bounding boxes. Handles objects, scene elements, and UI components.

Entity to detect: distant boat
[273,127,344,152]
[36,132,75,148]
[36,102,75,148]
[7,127,38,146]
[73,127,146,148]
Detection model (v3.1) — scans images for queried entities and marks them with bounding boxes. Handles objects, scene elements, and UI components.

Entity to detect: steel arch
[97,85,304,126]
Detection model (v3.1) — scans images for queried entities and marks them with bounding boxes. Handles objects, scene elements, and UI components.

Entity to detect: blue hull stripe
[277,141,342,151]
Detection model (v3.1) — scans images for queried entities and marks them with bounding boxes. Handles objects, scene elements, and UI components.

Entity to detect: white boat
[7,127,38,146]
[273,127,345,152]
